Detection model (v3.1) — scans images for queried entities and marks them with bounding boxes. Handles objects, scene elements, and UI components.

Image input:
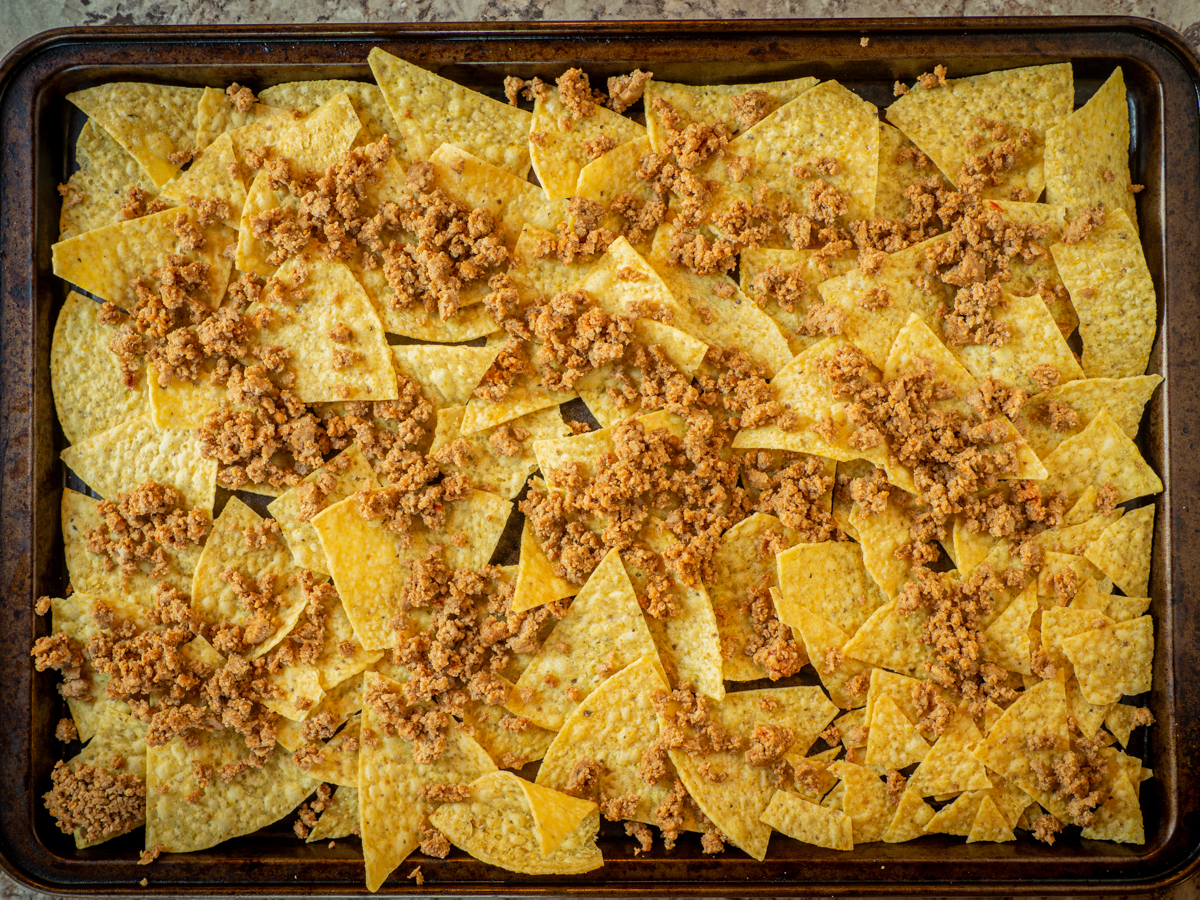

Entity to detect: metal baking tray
[1,17,1197,897]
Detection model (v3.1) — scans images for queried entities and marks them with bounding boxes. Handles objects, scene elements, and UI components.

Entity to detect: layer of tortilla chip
[59,120,161,240]
[644,76,819,149]
[307,785,361,842]
[259,79,406,158]
[1040,410,1162,506]
[844,600,938,680]
[1012,375,1161,460]
[390,344,504,410]
[827,760,892,844]
[194,86,291,151]
[512,518,578,614]
[1062,616,1153,705]
[776,540,886,637]
[739,247,858,356]
[906,703,991,797]
[432,404,569,499]
[160,132,246,228]
[1084,505,1153,598]
[874,121,952,220]
[761,790,853,850]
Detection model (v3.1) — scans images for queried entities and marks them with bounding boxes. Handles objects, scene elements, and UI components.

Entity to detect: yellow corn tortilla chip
[1041,410,1162,506]
[52,205,234,311]
[827,760,892,844]
[923,789,986,837]
[300,716,362,787]
[1036,551,1108,600]
[431,404,569,499]
[1044,68,1138,228]
[1013,375,1161,461]
[739,247,858,356]
[51,291,148,445]
[973,677,1069,802]
[460,692,556,768]
[886,63,1072,199]
[68,704,150,847]
[259,79,406,157]
[574,136,658,249]
[865,694,930,770]
[194,86,291,151]
[1103,703,1147,749]
[60,414,216,511]
[1051,208,1156,379]
[952,290,1084,395]
[906,704,991,797]
[1040,606,1114,672]
[512,518,577,614]
[369,48,531,176]
[575,235,687,321]
[843,600,938,680]
[252,255,397,402]
[862,668,950,728]
[276,675,365,753]
[1062,616,1153,705]
[354,262,502,341]
[988,200,1078,336]
[535,409,685,489]
[359,672,497,891]
[59,120,161,240]
[874,122,952,220]
[312,489,511,651]
[529,85,645,201]
[953,515,999,576]
[851,497,915,600]
[818,233,955,371]
[1084,505,1153,599]
[146,731,316,853]
[645,76,819,149]
[624,518,725,700]
[789,606,870,709]
[1081,771,1144,844]
[761,790,853,851]
[508,549,663,730]
[235,170,295,277]
[669,687,838,860]
[704,512,799,682]
[1066,676,1111,739]
[428,771,602,875]
[307,785,360,842]
[390,344,503,410]
[159,132,246,228]
[460,351,577,436]
[966,795,1016,843]
[981,581,1038,675]
[776,540,886,637]
[881,786,936,843]
[67,83,203,187]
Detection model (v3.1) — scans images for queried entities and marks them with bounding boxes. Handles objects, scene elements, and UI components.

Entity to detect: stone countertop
[2,1,1198,898]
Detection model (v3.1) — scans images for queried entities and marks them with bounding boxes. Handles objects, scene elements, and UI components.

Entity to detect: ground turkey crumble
[84,481,210,582]
[43,760,145,843]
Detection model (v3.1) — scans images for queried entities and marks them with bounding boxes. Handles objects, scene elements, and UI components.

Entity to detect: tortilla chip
[865,694,930,770]
[428,771,602,874]
[1080,771,1144,844]
[886,63,1072,199]
[299,716,363,787]
[529,86,645,201]
[776,540,886,637]
[875,122,952,220]
[259,79,405,157]
[577,236,687,323]
[882,787,936,843]
[535,409,685,489]
[146,731,316,853]
[704,512,799,681]
[843,600,938,680]
[354,264,502,342]
[1051,208,1156,379]
[739,247,857,356]
[369,48,530,176]
[267,445,380,576]
[644,76,819,149]
[1041,410,1162,506]
[52,205,234,311]
[277,675,365,753]
[508,549,662,730]
[59,120,162,240]
[66,704,149,847]
[194,86,291,151]
[922,789,986,837]
[1044,68,1138,228]
[973,677,1069,800]
[965,795,1016,843]
[359,672,497,891]
[60,414,216,512]
[512,518,577,614]
[67,83,203,187]
[1041,606,1115,672]
[573,136,657,248]
[159,132,246,228]
[390,344,503,410]
[460,349,577,436]
[828,760,892,844]
[1103,704,1147,749]
[1062,616,1153,705]
[431,404,569,499]
[982,581,1037,675]
[1084,506,1153,598]
[1013,375,1161,460]
[788,606,870,709]
[907,704,991,797]
[761,791,853,850]
[1066,676,1111,739]
[851,496,916,599]
[307,785,360,842]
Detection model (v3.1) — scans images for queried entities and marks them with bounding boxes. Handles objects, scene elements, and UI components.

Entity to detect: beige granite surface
[2,0,1198,897]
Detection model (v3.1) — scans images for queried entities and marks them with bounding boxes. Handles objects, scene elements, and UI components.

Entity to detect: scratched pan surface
[0,18,1197,897]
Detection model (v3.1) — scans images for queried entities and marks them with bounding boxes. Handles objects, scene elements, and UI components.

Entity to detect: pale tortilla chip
[194,86,291,151]
[1084,505,1153,599]
[460,343,577,435]
[390,344,503,410]
[1041,410,1162,506]
[68,704,149,847]
[966,795,1016,843]
[431,404,569,499]
[67,83,204,187]
[788,606,870,709]
[59,120,161,240]
[761,790,853,850]
[739,246,857,356]
[881,787,936,843]
[923,789,986,837]
[355,259,503,341]
[159,132,246,228]
[259,79,406,158]
[827,760,892,844]
[1080,771,1144,844]
[512,518,577,614]
[874,121,952,220]
[1062,616,1153,705]
[865,694,930,771]
[460,692,557,768]
[369,48,531,177]
[886,63,1072,199]
[1040,606,1114,672]
[973,677,1069,802]
[844,600,938,680]
[775,540,886,637]
[1013,375,1161,460]
[1051,208,1156,379]
[644,76,819,149]
[981,581,1038,675]
[307,785,361,842]
[573,136,657,248]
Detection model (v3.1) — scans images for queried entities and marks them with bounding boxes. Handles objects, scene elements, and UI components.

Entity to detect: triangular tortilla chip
[881,786,936,843]
[923,789,987,837]
[1062,616,1153,705]
[966,795,1017,843]
[390,343,504,411]
[428,771,602,874]
[194,86,291,151]
[828,760,892,844]
[307,785,360,842]
[59,119,162,240]
[159,132,246,228]
[907,704,992,797]
[1013,375,1161,461]
[259,79,406,157]
[1044,68,1138,228]
[1041,410,1162,506]
[67,83,204,187]
[775,540,886,637]
[359,672,497,891]
[1041,605,1116,671]
[886,63,1072,199]
[1084,505,1153,598]
[460,342,577,435]
[973,677,1070,799]
[739,246,858,356]
[1051,208,1156,379]
[1066,676,1111,739]
[645,76,819,149]
[982,581,1038,675]
[865,694,930,770]
[368,48,531,176]
[67,705,150,847]
[431,404,569,499]
[534,409,686,490]
[516,776,599,856]
[460,690,556,769]
[512,518,578,614]
[574,137,658,249]
[844,600,938,679]
[1080,771,1144,844]
[508,549,663,730]
[874,121,953,220]
[789,606,870,709]
[761,790,854,850]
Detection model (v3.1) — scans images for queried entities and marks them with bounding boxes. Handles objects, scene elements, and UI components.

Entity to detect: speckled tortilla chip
[147,362,228,430]
[1065,676,1110,739]
[882,787,936,843]
[965,795,1016,843]
[844,600,938,679]
[761,791,853,850]
[313,490,511,651]
[923,789,986,837]
[1036,551,1108,599]
[68,705,149,847]
[645,75,819,149]
[907,704,991,797]
[460,344,577,436]
[529,86,645,201]
[535,409,685,489]
[160,132,246,227]
[1103,704,1140,749]
[432,404,569,499]
[513,518,577,614]
[146,731,316,853]
[973,677,1069,804]
[886,63,1072,199]
[989,200,1078,335]
[429,771,602,875]
[865,693,930,770]
[981,582,1038,676]
[669,687,838,860]
[1051,208,1156,379]
[300,716,362,787]
[1062,616,1153,705]
[952,290,1084,395]
[191,496,310,658]
[1013,375,1161,460]
[51,292,147,445]
[235,171,295,276]
[1084,505,1153,599]
[739,247,857,356]
[52,205,234,311]
[577,235,686,320]
[60,414,216,511]
[704,512,798,682]
[1041,410,1162,506]
[461,692,556,768]
[194,86,291,151]
[574,137,657,248]
[276,675,364,753]
[359,672,498,891]
[390,344,503,410]
[67,83,203,187]
[59,120,162,240]
[508,549,662,730]
[850,498,915,600]
[268,445,379,576]
[1081,771,1144,843]
[775,540,886,637]
[307,785,360,842]
[369,48,530,175]
[787,606,870,709]
[1045,69,1138,228]
[260,79,406,159]
[353,259,503,341]
[827,760,891,844]
[874,122,952,220]
[624,518,725,700]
